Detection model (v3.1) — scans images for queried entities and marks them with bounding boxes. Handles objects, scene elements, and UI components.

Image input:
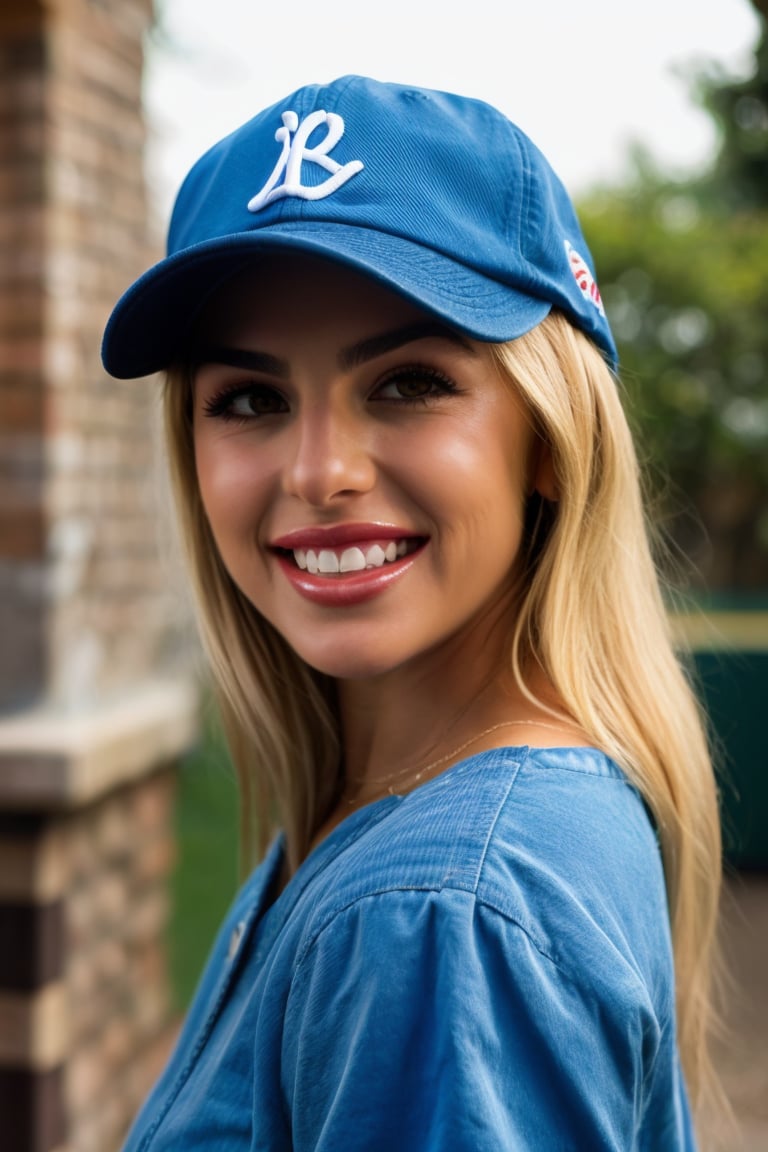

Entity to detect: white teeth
[291,538,415,576]
[365,544,386,567]
[318,549,340,574]
[340,547,366,572]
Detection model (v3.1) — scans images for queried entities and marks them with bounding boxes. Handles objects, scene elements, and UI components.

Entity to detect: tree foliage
[579,4,768,591]
[697,0,768,212]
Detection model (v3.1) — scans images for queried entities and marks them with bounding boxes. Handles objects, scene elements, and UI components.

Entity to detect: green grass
[168,708,241,1010]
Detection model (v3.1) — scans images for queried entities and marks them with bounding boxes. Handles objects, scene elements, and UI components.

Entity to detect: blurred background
[0,1,766,1149]
[144,0,768,596]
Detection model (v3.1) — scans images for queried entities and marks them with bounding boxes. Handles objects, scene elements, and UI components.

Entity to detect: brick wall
[65,769,177,1152]
[0,683,199,1152]
[0,0,185,714]
[0,2,200,1150]
[0,763,180,1152]
[44,0,177,711]
[0,9,48,708]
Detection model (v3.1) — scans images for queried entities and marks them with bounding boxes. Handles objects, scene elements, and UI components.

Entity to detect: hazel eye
[203,383,289,420]
[386,377,434,400]
[372,365,458,403]
[231,387,288,416]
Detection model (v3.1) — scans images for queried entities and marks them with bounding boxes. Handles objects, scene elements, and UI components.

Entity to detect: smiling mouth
[281,538,422,576]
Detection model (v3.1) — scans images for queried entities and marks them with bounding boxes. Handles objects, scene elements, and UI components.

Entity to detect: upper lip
[270,523,422,550]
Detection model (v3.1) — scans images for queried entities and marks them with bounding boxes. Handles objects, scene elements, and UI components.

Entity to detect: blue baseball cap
[101,74,617,378]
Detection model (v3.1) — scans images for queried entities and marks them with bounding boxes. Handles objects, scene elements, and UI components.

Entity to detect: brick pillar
[0,0,177,712]
[0,685,197,1152]
[0,3,199,1151]
[0,1,47,709]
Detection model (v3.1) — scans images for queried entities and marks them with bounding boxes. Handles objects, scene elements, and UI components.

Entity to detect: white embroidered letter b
[247,109,364,212]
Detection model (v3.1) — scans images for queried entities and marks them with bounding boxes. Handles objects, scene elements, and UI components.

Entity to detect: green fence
[674,602,768,869]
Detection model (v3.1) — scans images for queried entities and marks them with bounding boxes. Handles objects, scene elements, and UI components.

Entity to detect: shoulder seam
[468,746,530,895]
[292,882,653,1009]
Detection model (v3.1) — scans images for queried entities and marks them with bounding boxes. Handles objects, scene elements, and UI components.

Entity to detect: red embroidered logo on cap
[565,241,605,316]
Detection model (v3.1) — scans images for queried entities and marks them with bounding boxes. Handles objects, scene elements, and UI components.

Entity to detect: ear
[530,439,558,501]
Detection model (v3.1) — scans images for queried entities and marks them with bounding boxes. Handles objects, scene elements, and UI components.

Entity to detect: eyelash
[371,364,460,404]
[202,383,288,421]
[200,364,460,423]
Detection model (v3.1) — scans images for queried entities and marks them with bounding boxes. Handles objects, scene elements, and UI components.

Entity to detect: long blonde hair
[164,309,723,1128]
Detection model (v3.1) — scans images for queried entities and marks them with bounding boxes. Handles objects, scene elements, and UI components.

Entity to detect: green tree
[580,3,768,591]
[696,0,768,212]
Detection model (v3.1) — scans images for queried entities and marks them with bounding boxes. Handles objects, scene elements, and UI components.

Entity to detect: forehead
[195,251,447,348]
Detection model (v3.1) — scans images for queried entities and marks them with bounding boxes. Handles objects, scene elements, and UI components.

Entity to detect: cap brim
[101,223,555,379]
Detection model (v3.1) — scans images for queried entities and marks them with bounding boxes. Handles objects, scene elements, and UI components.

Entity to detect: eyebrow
[337,321,476,370]
[194,321,475,376]
[192,347,289,377]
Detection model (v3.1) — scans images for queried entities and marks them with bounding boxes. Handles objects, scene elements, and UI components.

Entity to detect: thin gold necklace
[343,717,575,804]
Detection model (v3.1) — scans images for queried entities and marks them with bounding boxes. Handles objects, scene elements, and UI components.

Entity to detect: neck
[336,638,571,809]
[307,636,587,854]
[337,601,509,772]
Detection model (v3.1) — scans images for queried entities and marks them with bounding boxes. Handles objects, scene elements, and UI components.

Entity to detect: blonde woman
[103,76,724,1151]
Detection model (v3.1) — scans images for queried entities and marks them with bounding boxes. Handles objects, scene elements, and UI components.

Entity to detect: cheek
[194,436,272,540]
[442,423,531,518]
[399,429,529,561]
[465,440,534,562]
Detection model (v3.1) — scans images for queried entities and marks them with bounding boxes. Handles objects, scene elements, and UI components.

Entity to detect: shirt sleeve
[280,886,684,1152]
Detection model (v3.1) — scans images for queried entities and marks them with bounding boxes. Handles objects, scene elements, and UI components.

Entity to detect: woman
[103,75,724,1150]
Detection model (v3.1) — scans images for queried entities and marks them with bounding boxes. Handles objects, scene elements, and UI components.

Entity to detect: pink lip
[271,522,419,550]
[273,543,425,607]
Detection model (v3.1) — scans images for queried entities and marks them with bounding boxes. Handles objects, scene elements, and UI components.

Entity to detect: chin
[290,641,409,683]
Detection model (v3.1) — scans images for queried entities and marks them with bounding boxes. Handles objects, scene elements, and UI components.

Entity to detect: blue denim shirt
[122,746,696,1151]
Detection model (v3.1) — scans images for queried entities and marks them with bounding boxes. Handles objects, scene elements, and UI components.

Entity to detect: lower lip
[274,548,422,607]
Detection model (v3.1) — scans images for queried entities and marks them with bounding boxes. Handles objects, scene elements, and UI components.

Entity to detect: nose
[283,401,376,507]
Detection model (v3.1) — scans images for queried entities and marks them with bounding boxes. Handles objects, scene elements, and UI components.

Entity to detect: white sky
[144,0,761,229]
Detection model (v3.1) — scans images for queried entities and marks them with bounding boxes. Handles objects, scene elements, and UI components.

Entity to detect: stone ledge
[0,679,199,810]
